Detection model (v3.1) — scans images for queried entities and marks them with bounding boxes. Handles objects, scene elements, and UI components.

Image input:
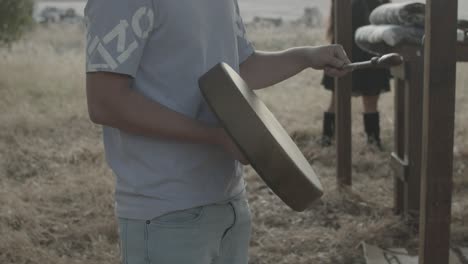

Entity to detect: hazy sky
[237,0,467,21]
[35,0,468,22]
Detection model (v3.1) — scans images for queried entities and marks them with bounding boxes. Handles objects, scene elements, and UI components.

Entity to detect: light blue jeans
[117,196,251,264]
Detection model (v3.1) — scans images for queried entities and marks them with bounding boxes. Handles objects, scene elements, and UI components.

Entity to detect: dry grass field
[0,23,467,264]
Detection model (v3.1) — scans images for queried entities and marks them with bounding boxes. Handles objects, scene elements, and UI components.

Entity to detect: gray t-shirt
[85,0,254,220]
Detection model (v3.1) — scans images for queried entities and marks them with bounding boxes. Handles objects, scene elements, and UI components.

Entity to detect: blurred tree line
[0,0,34,44]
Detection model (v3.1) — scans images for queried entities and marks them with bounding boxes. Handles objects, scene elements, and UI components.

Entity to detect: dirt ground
[0,24,467,264]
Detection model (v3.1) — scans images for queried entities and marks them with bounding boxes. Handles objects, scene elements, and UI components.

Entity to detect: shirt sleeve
[84,0,156,78]
[233,0,255,63]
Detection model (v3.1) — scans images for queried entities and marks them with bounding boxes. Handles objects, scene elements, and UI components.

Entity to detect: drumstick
[343,53,404,71]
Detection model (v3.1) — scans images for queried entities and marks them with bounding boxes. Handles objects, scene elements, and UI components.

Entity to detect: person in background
[321,0,391,149]
[85,0,350,263]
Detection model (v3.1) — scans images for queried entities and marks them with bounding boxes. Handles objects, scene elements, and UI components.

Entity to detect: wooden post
[419,0,457,263]
[391,53,423,220]
[393,76,406,214]
[405,57,424,220]
[334,0,353,187]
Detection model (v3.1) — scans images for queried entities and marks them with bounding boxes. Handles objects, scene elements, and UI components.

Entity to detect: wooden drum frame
[199,63,324,211]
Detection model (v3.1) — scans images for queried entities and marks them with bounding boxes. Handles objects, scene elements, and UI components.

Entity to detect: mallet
[343,53,404,71]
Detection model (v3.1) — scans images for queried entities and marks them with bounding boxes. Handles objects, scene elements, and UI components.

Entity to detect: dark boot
[321,112,335,147]
[363,112,382,149]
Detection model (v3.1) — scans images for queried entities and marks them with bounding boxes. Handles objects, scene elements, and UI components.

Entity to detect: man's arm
[239,45,351,90]
[86,72,247,163]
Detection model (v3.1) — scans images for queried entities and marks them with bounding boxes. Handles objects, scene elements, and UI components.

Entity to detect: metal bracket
[391,152,409,182]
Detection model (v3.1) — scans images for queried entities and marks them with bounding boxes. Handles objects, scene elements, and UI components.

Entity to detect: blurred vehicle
[34,6,83,24]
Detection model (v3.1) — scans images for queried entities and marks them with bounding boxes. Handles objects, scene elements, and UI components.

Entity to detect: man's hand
[213,128,250,165]
[304,44,352,77]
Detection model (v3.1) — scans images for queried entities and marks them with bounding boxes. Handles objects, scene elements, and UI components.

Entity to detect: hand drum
[199,63,324,211]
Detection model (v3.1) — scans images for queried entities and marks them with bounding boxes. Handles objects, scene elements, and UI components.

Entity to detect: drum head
[199,63,323,211]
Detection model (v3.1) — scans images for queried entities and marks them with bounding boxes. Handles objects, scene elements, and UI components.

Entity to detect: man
[84,0,350,263]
